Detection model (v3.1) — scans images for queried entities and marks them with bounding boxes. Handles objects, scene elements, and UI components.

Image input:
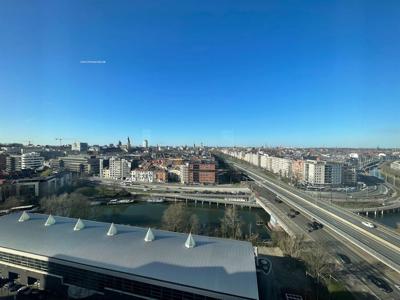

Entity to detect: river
[82,201,271,240]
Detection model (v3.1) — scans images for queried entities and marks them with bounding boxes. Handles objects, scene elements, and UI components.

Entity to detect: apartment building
[21,152,44,170]
[6,155,22,172]
[180,161,216,184]
[109,157,131,179]
[131,170,154,183]
[304,160,343,186]
[292,159,305,181]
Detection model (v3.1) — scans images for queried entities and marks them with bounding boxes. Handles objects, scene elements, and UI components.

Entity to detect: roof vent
[73,218,85,231]
[144,228,155,242]
[185,233,196,248]
[107,223,118,236]
[45,214,56,226]
[18,211,30,222]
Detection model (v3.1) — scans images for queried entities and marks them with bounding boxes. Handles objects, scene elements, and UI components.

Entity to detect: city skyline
[1,1,400,147]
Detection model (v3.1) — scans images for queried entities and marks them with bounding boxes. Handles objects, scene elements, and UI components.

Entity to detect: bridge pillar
[374,210,377,217]
[366,211,369,217]
[381,210,384,216]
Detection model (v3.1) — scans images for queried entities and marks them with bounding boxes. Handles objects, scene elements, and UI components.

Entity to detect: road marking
[233,163,400,274]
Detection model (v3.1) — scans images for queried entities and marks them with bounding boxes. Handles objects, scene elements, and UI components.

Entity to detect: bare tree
[278,234,305,258]
[302,244,332,284]
[1,196,25,209]
[40,192,90,218]
[220,205,243,239]
[189,214,200,234]
[161,203,188,232]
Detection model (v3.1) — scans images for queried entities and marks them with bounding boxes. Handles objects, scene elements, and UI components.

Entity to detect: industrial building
[0,213,258,300]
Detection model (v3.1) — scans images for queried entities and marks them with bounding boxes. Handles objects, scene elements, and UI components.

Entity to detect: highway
[223,158,400,298]
[230,161,400,270]
[254,188,400,300]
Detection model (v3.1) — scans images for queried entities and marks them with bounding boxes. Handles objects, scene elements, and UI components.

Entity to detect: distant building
[71,142,88,153]
[342,165,357,186]
[304,160,342,186]
[0,172,72,201]
[131,170,154,183]
[109,157,131,179]
[59,155,99,175]
[0,154,7,171]
[292,160,305,181]
[142,139,148,148]
[390,161,400,171]
[21,152,44,170]
[180,161,216,184]
[6,155,21,172]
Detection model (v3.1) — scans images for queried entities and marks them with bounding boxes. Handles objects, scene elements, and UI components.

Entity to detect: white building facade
[21,152,44,170]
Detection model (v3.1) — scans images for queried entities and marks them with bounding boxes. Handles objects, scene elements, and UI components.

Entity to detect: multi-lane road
[224,157,400,299]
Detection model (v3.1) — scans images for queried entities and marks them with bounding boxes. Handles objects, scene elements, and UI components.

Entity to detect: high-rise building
[142,139,148,148]
[109,157,131,179]
[21,152,44,170]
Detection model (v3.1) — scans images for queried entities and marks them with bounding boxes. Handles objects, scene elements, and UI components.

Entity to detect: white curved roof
[0,213,258,299]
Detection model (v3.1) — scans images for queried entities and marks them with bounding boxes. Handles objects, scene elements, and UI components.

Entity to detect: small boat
[147,198,164,203]
[107,199,135,205]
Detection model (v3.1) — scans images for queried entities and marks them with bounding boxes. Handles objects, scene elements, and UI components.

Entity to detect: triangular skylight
[73,218,85,231]
[45,214,56,226]
[144,228,155,242]
[18,211,30,222]
[107,223,118,236]
[185,233,196,248]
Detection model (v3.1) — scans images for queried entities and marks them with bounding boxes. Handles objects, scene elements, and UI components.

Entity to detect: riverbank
[73,200,272,241]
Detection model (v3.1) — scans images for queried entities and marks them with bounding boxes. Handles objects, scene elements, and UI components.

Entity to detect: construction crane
[55,138,76,146]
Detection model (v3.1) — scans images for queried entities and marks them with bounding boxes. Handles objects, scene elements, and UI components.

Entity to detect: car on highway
[367,275,393,293]
[369,275,393,293]
[337,253,351,265]
[362,221,376,228]
[290,208,300,215]
[9,283,23,292]
[287,212,296,218]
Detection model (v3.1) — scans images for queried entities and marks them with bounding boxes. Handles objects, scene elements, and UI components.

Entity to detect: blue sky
[0,1,399,147]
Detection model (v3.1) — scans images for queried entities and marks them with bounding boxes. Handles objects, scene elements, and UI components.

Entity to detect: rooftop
[0,213,258,299]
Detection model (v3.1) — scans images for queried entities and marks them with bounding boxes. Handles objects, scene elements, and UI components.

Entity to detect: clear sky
[0,1,399,147]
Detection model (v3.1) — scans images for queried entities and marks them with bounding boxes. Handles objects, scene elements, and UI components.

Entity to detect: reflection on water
[82,202,271,239]
[369,211,400,229]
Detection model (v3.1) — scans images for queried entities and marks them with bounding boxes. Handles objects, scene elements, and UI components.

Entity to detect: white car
[362,221,376,228]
